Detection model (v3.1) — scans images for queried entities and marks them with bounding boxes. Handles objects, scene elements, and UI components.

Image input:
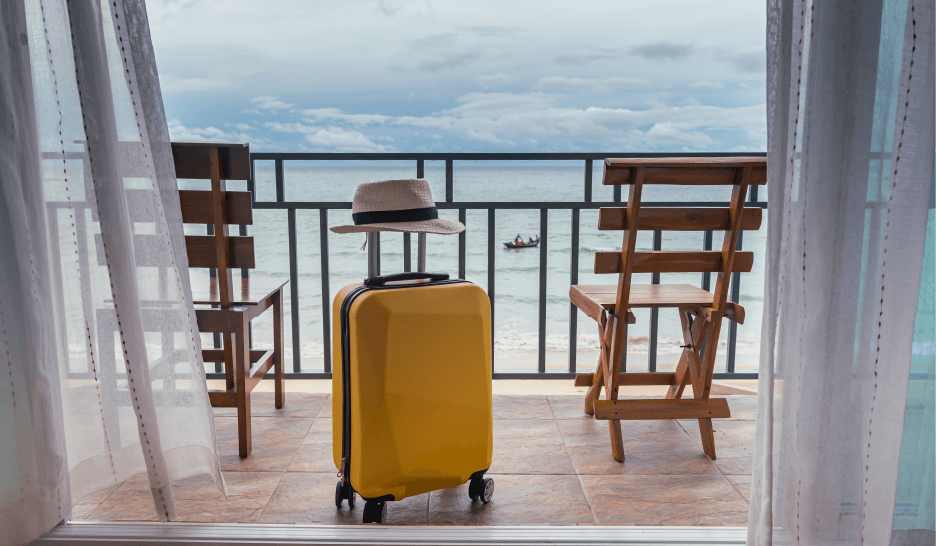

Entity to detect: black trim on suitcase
[339,275,471,502]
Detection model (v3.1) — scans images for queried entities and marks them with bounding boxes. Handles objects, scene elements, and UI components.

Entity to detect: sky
[145,0,767,154]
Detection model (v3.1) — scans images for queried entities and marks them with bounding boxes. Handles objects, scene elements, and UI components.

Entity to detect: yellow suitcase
[332,272,494,524]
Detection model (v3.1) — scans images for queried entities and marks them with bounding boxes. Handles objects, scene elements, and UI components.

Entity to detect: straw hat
[329,179,464,235]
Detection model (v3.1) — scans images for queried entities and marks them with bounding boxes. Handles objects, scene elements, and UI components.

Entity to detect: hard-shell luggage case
[332,270,494,524]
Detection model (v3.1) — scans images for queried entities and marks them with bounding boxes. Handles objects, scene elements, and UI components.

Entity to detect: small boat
[504,236,540,249]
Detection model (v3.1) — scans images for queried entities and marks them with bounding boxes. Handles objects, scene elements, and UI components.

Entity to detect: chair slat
[172,142,250,180]
[95,233,255,268]
[593,250,753,274]
[603,157,766,186]
[185,235,255,269]
[593,398,731,420]
[179,190,253,225]
[598,207,762,231]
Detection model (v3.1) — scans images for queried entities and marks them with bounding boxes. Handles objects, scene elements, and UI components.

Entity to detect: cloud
[554,50,620,66]
[300,108,393,126]
[477,72,513,87]
[249,96,295,111]
[688,81,726,90]
[716,51,765,74]
[416,48,484,72]
[629,44,691,59]
[376,1,399,16]
[532,77,652,92]
[264,121,396,152]
[167,119,251,143]
[325,92,765,150]
[159,75,234,93]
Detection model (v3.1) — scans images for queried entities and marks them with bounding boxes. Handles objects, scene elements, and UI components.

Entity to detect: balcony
[65,151,762,527]
[70,386,757,525]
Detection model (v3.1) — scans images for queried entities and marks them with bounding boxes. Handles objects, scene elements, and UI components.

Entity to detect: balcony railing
[202,152,766,381]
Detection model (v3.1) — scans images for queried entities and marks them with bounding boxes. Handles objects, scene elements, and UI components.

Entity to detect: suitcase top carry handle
[364,272,450,286]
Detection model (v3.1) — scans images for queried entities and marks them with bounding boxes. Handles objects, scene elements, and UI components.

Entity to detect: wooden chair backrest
[597,157,766,320]
[171,142,252,308]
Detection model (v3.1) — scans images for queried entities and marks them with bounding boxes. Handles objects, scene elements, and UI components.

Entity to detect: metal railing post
[320,209,332,373]
[279,161,302,373]
[538,209,548,374]
[488,209,496,371]
[649,230,662,372]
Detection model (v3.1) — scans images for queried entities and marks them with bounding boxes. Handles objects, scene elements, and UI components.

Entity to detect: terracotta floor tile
[725,474,752,501]
[546,395,592,420]
[493,395,552,420]
[428,475,593,525]
[557,417,691,448]
[89,496,159,522]
[70,501,101,521]
[490,438,575,475]
[218,437,304,472]
[257,472,428,524]
[303,418,332,444]
[167,470,284,522]
[723,396,758,420]
[580,474,749,525]
[214,416,313,443]
[568,443,718,476]
[288,443,338,473]
[175,471,281,502]
[678,420,756,475]
[317,395,333,418]
[212,393,328,419]
[493,419,561,443]
[77,483,119,504]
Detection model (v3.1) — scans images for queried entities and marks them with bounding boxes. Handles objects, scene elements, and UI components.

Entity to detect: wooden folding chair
[172,142,287,458]
[569,157,766,462]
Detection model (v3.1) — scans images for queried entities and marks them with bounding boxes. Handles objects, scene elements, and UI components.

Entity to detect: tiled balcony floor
[71,392,756,526]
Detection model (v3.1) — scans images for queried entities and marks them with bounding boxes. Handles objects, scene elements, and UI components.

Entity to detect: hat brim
[329,218,465,235]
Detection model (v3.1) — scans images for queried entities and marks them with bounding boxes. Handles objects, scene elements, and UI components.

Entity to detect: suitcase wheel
[335,481,355,509]
[363,500,387,524]
[468,476,494,503]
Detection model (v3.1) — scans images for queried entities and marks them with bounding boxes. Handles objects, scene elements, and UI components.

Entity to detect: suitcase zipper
[339,279,469,494]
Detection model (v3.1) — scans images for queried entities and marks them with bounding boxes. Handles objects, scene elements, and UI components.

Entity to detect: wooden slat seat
[192,277,289,307]
[570,284,745,324]
[570,156,766,465]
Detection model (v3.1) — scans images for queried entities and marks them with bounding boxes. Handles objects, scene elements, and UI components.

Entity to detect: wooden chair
[569,157,766,462]
[172,142,287,458]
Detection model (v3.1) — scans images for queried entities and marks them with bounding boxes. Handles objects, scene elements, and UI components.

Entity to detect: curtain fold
[752,0,935,544]
[0,0,223,543]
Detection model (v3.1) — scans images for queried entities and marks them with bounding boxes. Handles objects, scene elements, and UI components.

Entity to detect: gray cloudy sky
[146,0,766,153]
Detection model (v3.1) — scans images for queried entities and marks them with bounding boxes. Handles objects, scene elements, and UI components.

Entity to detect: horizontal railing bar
[250,152,766,161]
[250,201,770,210]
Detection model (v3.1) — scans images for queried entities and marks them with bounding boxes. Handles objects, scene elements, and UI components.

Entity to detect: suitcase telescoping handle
[364,272,449,286]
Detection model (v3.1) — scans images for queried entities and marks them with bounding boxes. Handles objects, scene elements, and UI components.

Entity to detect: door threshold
[36,521,747,545]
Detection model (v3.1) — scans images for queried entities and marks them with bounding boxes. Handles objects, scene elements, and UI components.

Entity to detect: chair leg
[223,332,235,391]
[604,313,625,462]
[273,289,285,409]
[235,316,252,458]
[584,310,608,415]
[699,418,716,459]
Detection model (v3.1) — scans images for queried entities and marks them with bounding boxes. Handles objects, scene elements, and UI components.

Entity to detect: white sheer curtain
[752,0,934,544]
[0,1,223,544]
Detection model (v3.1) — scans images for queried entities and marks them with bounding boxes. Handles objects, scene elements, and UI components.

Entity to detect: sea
[182,163,767,374]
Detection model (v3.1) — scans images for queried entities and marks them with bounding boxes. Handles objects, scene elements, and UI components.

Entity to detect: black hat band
[352,206,438,225]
